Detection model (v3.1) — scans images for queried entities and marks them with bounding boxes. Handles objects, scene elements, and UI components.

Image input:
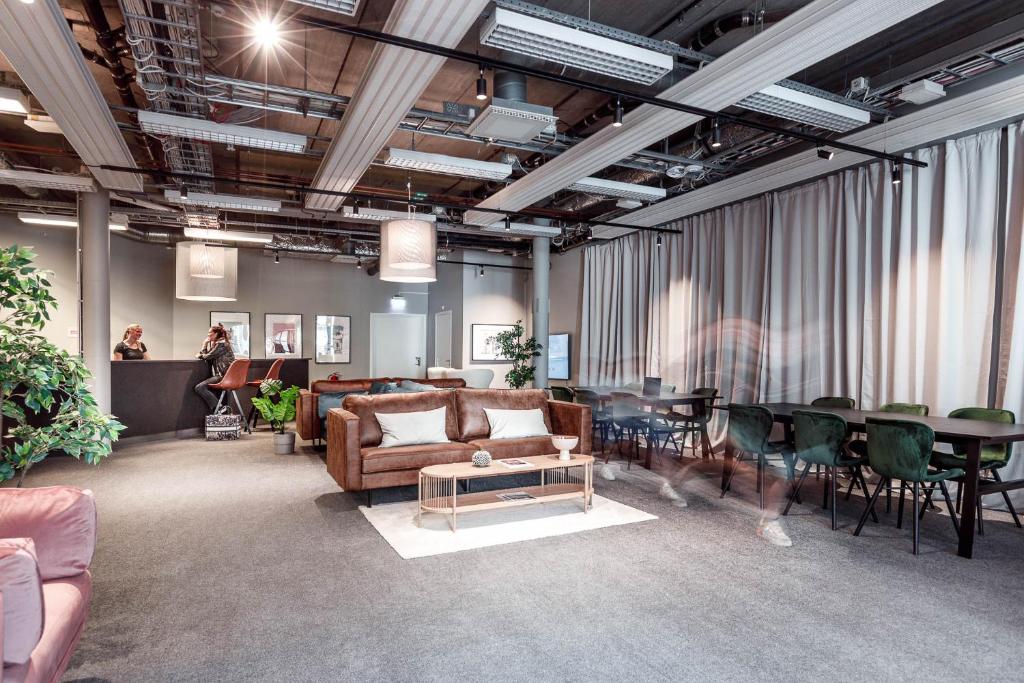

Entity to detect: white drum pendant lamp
[189,243,226,279]
[379,218,436,283]
[175,241,238,301]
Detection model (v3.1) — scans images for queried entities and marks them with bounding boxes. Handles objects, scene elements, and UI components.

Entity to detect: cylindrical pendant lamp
[176,241,238,301]
[189,243,226,279]
[379,218,436,282]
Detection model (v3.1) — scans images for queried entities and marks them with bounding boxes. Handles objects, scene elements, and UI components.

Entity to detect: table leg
[417,472,422,528]
[696,399,712,460]
[957,440,982,559]
[451,475,458,533]
[721,442,735,494]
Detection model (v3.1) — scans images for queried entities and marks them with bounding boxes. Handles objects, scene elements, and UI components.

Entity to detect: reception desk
[111,359,309,439]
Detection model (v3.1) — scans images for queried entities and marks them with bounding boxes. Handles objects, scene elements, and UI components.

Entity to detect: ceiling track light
[612,97,623,127]
[891,162,903,185]
[504,216,511,232]
[476,65,488,101]
[479,266,485,277]
[274,250,280,264]
[817,147,834,161]
[710,120,722,149]
[656,234,662,248]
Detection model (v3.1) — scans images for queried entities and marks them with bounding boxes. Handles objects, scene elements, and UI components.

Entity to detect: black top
[114,341,147,360]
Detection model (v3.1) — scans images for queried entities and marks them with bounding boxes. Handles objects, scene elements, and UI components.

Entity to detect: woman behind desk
[194,325,236,412]
[113,324,150,360]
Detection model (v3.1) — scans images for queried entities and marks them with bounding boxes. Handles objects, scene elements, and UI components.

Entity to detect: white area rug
[360,494,657,559]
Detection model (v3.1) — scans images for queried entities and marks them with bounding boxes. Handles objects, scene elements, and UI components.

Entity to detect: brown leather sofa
[326,388,591,500]
[297,377,466,442]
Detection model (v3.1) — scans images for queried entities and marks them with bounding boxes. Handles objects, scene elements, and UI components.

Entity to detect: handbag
[205,413,242,441]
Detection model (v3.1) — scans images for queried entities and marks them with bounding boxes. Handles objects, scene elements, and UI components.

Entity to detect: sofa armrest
[326,408,363,491]
[296,390,320,441]
[548,400,591,455]
[0,488,95,581]
[1,590,5,682]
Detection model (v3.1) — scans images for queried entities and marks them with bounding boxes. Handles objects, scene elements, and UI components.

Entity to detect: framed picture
[315,314,351,364]
[548,332,570,381]
[265,313,303,358]
[210,311,250,358]
[471,323,514,362]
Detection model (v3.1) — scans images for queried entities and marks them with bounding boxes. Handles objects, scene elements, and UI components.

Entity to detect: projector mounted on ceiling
[465,97,558,143]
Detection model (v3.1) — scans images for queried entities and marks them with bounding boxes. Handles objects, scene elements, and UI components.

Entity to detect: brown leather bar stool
[246,358,284,430]
[208,359,252,433]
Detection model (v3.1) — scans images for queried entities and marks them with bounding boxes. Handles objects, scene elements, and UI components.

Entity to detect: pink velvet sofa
[0,486,96,683]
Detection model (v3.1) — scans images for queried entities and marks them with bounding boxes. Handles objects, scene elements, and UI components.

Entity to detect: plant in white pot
[250,379,300,454]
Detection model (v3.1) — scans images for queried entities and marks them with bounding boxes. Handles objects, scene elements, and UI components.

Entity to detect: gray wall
[426,257,464,368]
[548,250,584,386]
[460,255,530,389]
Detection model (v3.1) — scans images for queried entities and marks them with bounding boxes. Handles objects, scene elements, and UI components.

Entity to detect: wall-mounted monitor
[548,332,570,381]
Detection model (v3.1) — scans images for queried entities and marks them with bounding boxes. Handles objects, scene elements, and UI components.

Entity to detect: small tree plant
[0,245,123,486]
[492,320,542,390]
[250,379,300,433]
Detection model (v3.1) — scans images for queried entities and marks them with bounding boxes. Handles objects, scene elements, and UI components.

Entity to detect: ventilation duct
[465,70,558,143]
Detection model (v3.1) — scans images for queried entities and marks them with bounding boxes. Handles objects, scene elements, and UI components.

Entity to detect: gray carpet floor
[16,432,1024,682]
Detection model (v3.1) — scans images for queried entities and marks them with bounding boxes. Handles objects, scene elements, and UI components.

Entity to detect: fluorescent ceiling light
[737,83,871,133]
[0,169,95,192]
[480,221,561,237]
[18,211,127,231]
[285,0,360,15]
[0,86,29,114]
[138,111,307,154]
[464,97,558,143]
[183,227,273,244]
[567,177,667,202]
[24,114,61,134]
[384,148,513,180]
[481,8,673,85]
[165,190,282,212]
[340,206,437,223]
[616,199,643,210]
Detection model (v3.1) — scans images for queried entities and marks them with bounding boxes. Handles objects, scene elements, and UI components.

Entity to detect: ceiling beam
[0,0,142,192]
[303,0,489,211]
[459,0,945,227]
[608,68,1024,234]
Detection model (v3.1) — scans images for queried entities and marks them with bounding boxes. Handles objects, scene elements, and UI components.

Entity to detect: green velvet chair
[928,407,1020,534]
[811,396,856,409]
[854,418,962,555]
[784,410,875,530]
[722,404,796,509]
[660,387,719,459]
[550,386,575,402]
[573,388,610,459]
[848,402,930,509]
[610,392,650,469]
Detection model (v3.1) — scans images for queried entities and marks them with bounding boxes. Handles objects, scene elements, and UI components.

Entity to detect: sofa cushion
[3,571,92,683]
[317,390,367,419]
[376,406,450,448]
[468,436,555,460]
[344,391,460,447]
[0,538,43,665]
[362,442,476,474]
[455,389,552,441]
[399,380,439,392]
[484,407,550,439]
[0,487,96,580]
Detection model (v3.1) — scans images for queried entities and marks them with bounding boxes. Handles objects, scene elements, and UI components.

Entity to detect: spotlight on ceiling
[252,16,281,49]
[476,66,488,101]
[710,120,722,149]
[817,148,834,161]
[891,162,902,185]
[656,234,662,248]
[612,97,623,127]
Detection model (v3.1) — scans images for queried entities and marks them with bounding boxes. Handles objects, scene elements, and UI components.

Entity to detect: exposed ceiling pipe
[686,11,790,51]
[493,70,528,102]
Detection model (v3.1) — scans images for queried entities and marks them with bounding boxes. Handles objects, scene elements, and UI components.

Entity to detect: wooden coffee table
[418,454,594,531]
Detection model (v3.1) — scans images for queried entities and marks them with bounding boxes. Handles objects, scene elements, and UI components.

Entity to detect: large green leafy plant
[492,320,542,390]
[250,378,300,433]
[0,245,123,486]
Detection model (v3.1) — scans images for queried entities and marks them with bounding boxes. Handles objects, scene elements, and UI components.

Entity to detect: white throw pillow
[484,408,550,440]
[375,406,449,448]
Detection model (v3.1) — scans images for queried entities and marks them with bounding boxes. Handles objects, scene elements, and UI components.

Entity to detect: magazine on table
[497,491,536,502]
[498,458,534,469]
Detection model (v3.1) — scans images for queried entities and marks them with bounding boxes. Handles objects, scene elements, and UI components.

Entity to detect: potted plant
[0,245,123,486]
[250,378,301,454]
[492,320,542,390]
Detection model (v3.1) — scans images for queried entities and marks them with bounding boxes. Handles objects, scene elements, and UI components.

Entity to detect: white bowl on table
[551,435,579,461]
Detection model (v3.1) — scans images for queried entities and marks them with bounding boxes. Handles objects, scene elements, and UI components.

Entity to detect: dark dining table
[574,386,719,466]
[751,403,1024,559]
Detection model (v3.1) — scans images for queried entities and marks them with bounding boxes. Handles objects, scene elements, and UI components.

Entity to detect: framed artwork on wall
[265,313,303,358]
[471,323,514,362]
[315,314,351,364]
[548,332,570,381]
[210,311,250,358]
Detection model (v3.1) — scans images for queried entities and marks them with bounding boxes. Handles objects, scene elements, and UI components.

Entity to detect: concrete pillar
[532,235,550,389]
[79,189,111,413]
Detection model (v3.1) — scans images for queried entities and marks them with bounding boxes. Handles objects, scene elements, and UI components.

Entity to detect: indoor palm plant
[492,320,542,389]
[0,245,123,486]
[250,378,301,454]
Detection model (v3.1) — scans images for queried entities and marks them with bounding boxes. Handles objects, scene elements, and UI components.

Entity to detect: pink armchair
[0,487,96,683]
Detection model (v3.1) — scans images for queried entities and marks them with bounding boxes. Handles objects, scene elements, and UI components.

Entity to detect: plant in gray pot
[250,379,300,454]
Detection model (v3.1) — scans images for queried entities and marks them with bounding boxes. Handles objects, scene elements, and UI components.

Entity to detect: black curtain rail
[289,13,927,170]
[96,164,682,235]
[439,259,532,271]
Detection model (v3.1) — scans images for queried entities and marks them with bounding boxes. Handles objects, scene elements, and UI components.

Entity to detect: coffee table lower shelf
[417,454,594,532]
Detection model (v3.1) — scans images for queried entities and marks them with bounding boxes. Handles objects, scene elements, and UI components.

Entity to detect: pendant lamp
[189,243,226,279]
[379,218,436,283]
[176,241,238,301]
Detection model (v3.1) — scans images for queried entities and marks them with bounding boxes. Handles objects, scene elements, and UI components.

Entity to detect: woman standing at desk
[194,324,236,411]
[113,324,150,360]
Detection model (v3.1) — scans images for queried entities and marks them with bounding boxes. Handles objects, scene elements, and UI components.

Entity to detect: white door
[434,310,452,367]
[370,313,427,378]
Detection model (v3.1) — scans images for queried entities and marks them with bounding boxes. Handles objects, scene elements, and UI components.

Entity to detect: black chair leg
[955,483,962,514]
[897,481,906,529]
[822,467,830,510]
[886,481,892,514]
[830,468,839,530]
[919,482,936,520]
[992,470,1023,528]
[912,480,920,555]
[721,452,745,498]
[938,481,960,536]
[783,463,812,516]
[844,467,858,501]
[855,478,887,536]
[758,453,766,510]
[977,495,984,536]
[854,468,879,523]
